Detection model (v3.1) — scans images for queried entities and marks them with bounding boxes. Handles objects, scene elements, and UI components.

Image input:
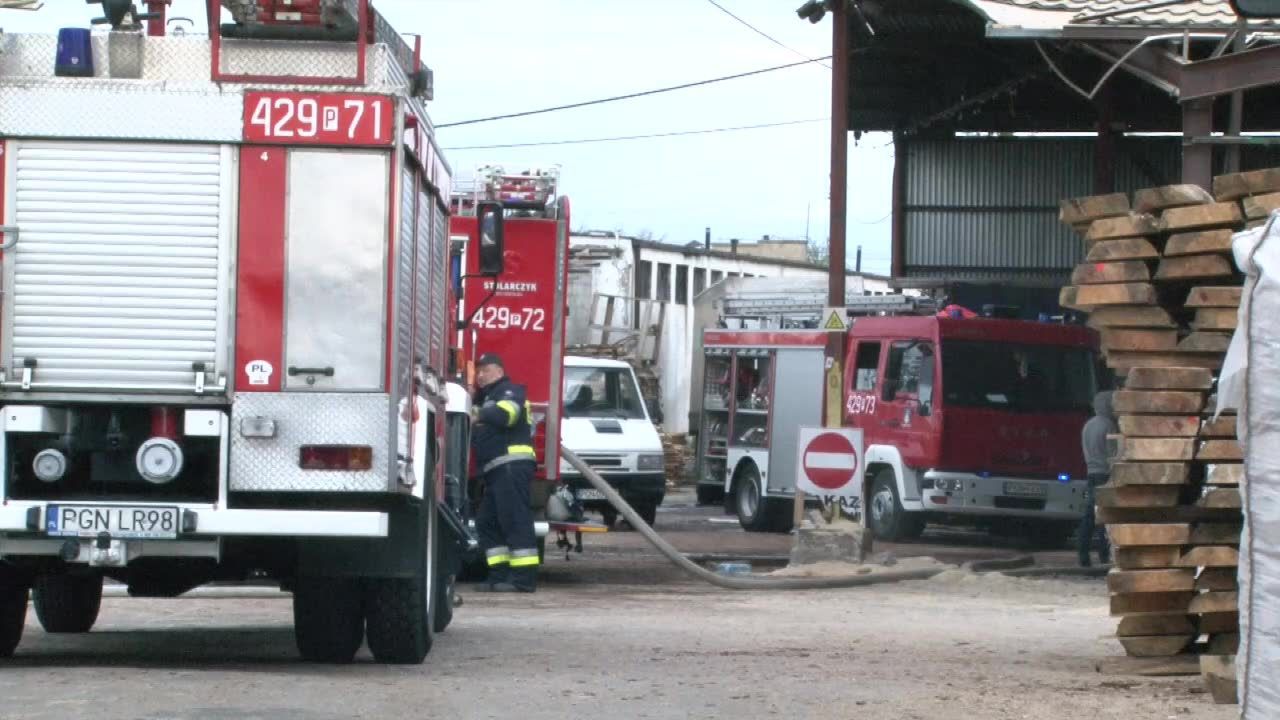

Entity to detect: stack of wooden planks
[1057,170,1274,704]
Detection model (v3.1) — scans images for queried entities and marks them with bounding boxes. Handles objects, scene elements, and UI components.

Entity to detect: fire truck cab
[0,0,463,664]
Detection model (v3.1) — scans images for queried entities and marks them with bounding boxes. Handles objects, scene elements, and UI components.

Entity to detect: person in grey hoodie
[1079,390,1116,567]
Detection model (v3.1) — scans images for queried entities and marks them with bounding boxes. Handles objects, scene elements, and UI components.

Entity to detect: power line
[703,0,831,70]
[442,117,827,150]
[435,55,833,129]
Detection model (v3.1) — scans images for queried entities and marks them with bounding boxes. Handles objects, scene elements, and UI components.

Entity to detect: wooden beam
[1111,462,1190,486]
[1124,367,1213,390]
[1199,611,1239,634]
[1194,308,1239,331]
[1205,464,1244,486]
[1120,438,1195,461]
[1117,614,1196,637]
[1197,568,1240,592]
[1087,305,1174,329]
[1072,260,1151,285]
[1164,229,1234,257]
[1109,524,1191,547]
[1178,546,1239,568]
[1118,635,1195,657]
[1110,591,1194,616]
[1199,655,1239,705]
[1177,331,1231,353]
[1113,390,1205,414]
[1086,214,1159,241]
[1095,485,1181,508]
[1117,415,1199,438]
[1061,193,1131,226]
[1133,184,1213,213]
[1189,591,1238,614]
[1086,238,1161,263]
[1114,547,1182,569]
[1214,167,1280,201]
[1242,191,1280,219]
[1197,441,1244,463]
[1060,283,1157,310]
[1107,351,1224,371]
[1159,203,1243,232]
[1185,286,1242,308]
[1155,255,1235,281]
[1200,416,1237,438]
[1191,523,1243,545]
[1196,486,1243,508]
[1102,329,1177,351]
[1108,569,1196,594]
[1095,655,1200,677]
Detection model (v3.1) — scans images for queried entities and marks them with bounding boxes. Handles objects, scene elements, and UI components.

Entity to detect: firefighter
[470,353,540,593]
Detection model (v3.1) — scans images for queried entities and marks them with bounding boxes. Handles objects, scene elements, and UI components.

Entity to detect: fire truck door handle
[288,366,335,377]
[0,226,17,251]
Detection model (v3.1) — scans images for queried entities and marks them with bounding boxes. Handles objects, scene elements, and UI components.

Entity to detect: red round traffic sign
[802,432,859,491]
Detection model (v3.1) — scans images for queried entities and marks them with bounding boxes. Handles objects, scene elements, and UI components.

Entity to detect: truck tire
[0,578,27,657]
[696,484,724,506]
[734,464,788,533]
[293,578,364,664]
[868,472,925,541]
[432,516,455,634]
[32,574,101,634]
[366,500,436,664]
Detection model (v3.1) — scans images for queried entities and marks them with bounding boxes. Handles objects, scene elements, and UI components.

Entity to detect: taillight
[299,445,373,471]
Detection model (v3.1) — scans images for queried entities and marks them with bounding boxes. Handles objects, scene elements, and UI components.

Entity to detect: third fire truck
[694,290,1103,544]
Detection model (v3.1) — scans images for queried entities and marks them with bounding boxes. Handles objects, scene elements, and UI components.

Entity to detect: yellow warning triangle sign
[822,308,846,331]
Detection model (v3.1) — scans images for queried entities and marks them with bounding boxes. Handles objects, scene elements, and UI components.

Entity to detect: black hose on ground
[561,447,946,590]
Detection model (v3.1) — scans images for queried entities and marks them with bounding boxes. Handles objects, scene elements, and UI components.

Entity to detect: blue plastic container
[55,28,94,78]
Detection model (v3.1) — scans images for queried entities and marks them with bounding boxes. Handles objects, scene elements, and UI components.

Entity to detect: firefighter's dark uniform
[472,375,539,591]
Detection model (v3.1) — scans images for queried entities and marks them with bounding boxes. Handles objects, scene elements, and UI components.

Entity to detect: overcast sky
[5,0,895,273]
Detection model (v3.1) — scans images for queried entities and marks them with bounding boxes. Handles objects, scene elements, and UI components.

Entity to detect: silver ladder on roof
[720,292,935,328]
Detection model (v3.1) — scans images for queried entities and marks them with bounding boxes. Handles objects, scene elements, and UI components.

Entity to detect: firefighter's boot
[473,564,510,592]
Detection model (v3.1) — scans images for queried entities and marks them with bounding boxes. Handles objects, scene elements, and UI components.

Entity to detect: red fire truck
[449,166,609,564]
[0,0,467,664]
[695,293,1102,544]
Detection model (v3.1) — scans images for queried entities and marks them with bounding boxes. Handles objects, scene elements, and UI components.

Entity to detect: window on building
[675,265,689,305]
[657,263,671,302]
[693,268,707,297]
[636,260,652,300]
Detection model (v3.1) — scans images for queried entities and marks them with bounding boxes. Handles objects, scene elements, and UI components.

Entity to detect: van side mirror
[477,201,505,276]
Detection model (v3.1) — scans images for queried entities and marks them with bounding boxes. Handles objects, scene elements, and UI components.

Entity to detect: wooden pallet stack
[1057,171,1273,704]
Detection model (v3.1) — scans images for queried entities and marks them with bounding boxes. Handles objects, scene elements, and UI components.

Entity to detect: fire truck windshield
[940,341,1097,413]
[562,367,647,420]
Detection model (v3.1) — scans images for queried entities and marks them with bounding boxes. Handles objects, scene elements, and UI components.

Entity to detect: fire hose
[560,447,951,590]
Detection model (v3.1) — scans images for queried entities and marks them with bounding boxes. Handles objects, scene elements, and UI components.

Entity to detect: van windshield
[562,366,647,420]
[941,341,1096,413]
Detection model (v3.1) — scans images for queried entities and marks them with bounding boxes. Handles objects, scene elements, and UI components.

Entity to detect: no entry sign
[795,427,864,502]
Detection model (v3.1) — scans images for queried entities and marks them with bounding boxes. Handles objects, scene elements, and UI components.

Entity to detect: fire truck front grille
[8,141,229,393]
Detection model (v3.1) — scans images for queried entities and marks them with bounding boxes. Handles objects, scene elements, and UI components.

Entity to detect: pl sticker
[245,360,274,386]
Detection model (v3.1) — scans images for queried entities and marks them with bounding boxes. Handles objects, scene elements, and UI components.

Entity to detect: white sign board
[795,426,864,514]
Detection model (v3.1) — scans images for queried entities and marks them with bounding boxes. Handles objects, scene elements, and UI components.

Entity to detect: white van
[558,356,666,526]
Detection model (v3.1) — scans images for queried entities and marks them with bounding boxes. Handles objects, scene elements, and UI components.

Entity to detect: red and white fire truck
[0,0,468,664]
[694,292,1103,544]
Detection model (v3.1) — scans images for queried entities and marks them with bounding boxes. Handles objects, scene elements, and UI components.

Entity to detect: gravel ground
[0,491,1232,720]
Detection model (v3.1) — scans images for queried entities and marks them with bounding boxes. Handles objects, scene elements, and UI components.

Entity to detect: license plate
[46,505,180,540]
[1002,481,1048,499]
[576,489,606,501]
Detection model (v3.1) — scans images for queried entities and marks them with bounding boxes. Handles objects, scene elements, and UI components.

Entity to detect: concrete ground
[0,489,1232,720]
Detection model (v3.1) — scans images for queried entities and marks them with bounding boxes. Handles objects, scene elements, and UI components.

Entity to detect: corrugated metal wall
[902,137,1182,284]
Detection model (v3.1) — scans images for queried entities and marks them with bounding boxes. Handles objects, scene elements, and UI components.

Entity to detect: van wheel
[734,465,789,533]
[868,472,925,541]
[33,574,101,634]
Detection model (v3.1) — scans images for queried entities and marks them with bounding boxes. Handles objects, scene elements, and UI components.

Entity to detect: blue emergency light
[1058,473,1071,483]
[55,28,94,78]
